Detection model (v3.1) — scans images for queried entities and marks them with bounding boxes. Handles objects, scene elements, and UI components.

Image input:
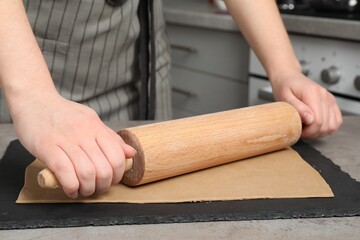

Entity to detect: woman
[0,0,342,198]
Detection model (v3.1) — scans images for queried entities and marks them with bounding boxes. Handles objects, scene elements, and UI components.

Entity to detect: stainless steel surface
[171,86,198,98]
[300,59,310,76]
[258,86,275,102]
[0,117,359,239]
[248,33,360,115]
[277,0,296,11]
[311,0,360,12]
[321,66,342,85]
[355,75,360,90]
[170,44,198,54]
[248,77,274,106]
[164,0,360,41]
[250,35,360,100]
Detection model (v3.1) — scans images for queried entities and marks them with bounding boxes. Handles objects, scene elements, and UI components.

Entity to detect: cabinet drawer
[167,24,249,82]
[171,67,248,116]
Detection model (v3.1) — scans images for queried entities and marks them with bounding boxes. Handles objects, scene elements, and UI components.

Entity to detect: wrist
[3,74,59,117]
[3,73,56,99]
[267,60,301,82]
[266,58,302,85]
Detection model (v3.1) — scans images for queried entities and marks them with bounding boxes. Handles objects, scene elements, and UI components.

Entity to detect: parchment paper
[16,148,333,204]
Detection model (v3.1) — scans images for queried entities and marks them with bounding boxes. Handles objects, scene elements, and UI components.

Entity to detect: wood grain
[119,102,301,186]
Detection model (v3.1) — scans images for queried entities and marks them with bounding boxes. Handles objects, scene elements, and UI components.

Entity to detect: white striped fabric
[0,0,172,123]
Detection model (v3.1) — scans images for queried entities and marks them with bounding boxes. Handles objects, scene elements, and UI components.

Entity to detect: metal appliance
[248,34,360,115]
[278,0,360,12]
[311,0,360,12]
[249,1,360,115]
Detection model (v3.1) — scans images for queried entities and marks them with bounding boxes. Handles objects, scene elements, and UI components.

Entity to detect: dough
[16,148,333,204]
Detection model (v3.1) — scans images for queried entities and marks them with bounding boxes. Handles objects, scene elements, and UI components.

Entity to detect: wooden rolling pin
[38,102,302,188]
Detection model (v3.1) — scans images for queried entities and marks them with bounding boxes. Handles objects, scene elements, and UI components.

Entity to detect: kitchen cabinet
[166,24,250,118]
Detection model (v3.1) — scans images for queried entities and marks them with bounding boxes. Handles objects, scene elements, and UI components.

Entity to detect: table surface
[0,117,359,239]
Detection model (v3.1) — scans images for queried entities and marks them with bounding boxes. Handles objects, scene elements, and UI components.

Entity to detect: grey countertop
[164,0,360,41]
[0,116,360,239]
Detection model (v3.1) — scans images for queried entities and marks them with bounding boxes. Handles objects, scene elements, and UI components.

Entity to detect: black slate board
[0,140,359,230]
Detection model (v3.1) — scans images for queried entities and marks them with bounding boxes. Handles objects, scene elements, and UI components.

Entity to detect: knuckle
[320,87,328,95]
[51,159,69,173]
[337,116,343,126]
[319,126,328,135]
[329,122,338,132]
[96,165,113,183]
[327,127,337,135]
[111,157,125,172]
[328,118,342,135]
[313,118,323,128]
[86,110,102,125]
[77,165,96,181]
[308,85,320,94]
[329,94,337,102]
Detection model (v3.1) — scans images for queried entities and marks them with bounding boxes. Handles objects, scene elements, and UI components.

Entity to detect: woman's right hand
[11,91,136,198]
[0,1,136,198]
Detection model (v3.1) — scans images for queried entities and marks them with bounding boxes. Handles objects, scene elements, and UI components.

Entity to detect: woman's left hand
[270,71,343,139]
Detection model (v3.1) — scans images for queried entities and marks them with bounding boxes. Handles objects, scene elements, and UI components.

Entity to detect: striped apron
[0,0,172,122]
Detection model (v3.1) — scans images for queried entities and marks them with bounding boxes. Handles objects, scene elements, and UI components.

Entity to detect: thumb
[301,110,314,126]
[105,126,137,158]
[120,142,137,159]
[285,96,314,126]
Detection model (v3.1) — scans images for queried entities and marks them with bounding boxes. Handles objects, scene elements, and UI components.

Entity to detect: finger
[283,93,314,125]
[96,130,127,185]
[327,106,338,135]
[303,91,339,138]
[334,102,343,129]
[120,141,137,159]
[105,126,137,158]
[318,94,330,137]
[324,91,336,134]
[302,116,324,139]
[330,95,343,132]
[302,124,320,139]
[318,93,341,137]
[63,145,96,197]
[281,93,317,138]
[81,140,113,194]
[40,146,79,199]
[301,89,328,138]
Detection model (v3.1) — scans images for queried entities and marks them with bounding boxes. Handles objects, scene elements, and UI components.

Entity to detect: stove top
[280,8,360,21]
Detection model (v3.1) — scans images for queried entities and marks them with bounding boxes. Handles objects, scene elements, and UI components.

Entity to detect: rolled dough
[16,148,333,204]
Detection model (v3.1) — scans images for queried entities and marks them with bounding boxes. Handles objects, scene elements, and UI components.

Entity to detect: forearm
[224,0,301,81]
[0,1,138,198]
[0,0,57,116]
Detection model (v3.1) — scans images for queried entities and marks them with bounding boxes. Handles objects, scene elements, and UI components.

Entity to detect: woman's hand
[271,71,343,139]
[223,0,342,138]
[0,0,136,199]
[12,91,136,199]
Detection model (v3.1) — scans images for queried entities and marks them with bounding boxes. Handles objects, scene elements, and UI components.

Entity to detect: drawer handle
[258,86,275,102]
[170,44,198,54]
[172,87,197,97]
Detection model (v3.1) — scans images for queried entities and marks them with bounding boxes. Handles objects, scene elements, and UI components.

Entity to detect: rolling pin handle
[125,158,133,171]
[38,158,134,189]
[37,168,60,189]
